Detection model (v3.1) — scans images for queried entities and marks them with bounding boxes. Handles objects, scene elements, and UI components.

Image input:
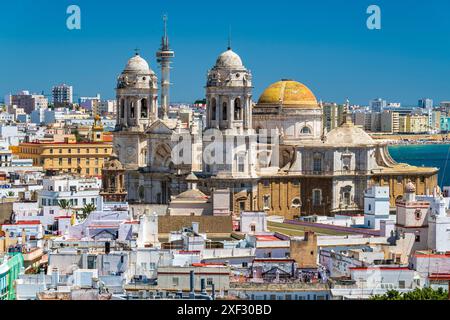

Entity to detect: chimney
[51,267,59,288]
[200,278,206,294]
[211,283,216,300]
[189,270,195,299]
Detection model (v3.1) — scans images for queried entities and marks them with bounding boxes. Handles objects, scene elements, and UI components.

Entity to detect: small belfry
[91,114,104,142]
[100,151,127,202]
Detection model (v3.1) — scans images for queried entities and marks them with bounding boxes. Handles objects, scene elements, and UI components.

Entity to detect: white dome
[215,49,244,69]
[124,54,153,74]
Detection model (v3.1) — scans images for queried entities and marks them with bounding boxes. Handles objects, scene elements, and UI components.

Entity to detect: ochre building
[15,119,113,177]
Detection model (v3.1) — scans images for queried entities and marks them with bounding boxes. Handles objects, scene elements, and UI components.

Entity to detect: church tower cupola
[206,47,253,131]
[116,51,158,131]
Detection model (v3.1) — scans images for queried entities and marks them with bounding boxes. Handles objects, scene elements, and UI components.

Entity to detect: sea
[388,144,450,187]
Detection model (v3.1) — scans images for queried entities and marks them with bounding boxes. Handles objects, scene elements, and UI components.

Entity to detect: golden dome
[257,80,319,109]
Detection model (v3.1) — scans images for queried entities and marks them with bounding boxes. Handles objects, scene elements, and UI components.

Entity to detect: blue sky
[1,0,450,105]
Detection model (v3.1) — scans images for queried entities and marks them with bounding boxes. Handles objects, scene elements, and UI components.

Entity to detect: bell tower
[114,51,158,169]
[100,152,127,202]
[203,46,256,178]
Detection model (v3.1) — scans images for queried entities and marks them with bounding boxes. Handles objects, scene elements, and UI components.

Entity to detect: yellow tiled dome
[257,80,319,109]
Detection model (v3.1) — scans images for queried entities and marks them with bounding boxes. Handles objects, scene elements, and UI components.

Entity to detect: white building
[363,186,390,229]
[395,182,429,252]
[417,190,450,253]
[240,211,267,234]
[37,175,101,210]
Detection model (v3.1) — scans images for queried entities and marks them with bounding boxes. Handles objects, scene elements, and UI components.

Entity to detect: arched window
[120,99,125,118]
[234,98,242,120]
[222,102,228,121]
[211,98,216,121]
[130,101,135,118]
[236,154,245,172]
[141,99,148,118]
[301,126,312,134]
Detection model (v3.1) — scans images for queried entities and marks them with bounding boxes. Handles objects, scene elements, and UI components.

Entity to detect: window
[172,277,179,286]
[242,262,248,268]
[415,209,422,220]
[415,235,421,242]
[292,180,300,186]
[130,101,135,118]
[300,126,311,134]
[343,187,351,205]
[292,198,301,208]
[250,224,256,232]
[312,189,322,206]
[211,98,216,121]
[234,98,242,120]
[141,98,148,118]
[87,256,96,269]
[263,180,270,187]
[239,201,246,212]
[141,263,147,271]
[86,168,90,174]
[222,102,227,121]
[120,99,125,118]
[397,176,402,184]
[207,278,213,286]
[313,156,322,173]
[399,280,405,289]
[263,195,271,209]
[237,155,245,172]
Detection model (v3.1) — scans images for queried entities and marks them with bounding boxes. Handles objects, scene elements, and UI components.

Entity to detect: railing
[299,170,373,176]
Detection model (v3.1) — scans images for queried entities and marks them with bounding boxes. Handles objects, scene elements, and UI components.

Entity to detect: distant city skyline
[1,0,450,105]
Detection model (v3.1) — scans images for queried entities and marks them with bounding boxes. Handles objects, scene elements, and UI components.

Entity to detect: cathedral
[112,30,438,219]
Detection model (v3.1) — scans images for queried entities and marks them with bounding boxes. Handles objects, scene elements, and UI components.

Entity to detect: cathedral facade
[113,45,438,219]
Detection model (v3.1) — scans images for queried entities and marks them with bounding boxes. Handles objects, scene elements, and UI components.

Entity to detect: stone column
[123,96,128,127]
[228,97,233,129]
[215,96,220,129]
